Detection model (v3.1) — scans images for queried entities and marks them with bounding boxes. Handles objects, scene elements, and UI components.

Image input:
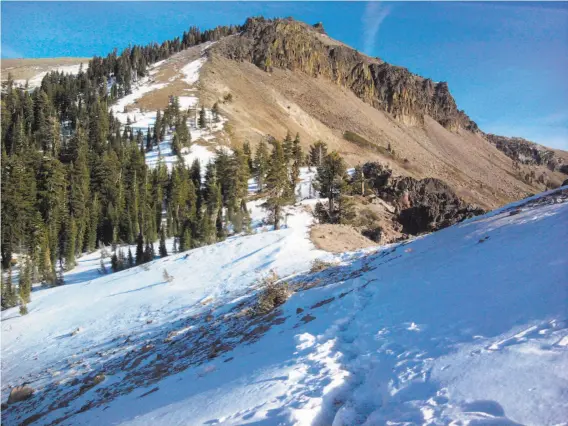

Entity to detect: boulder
[7,385,34,404]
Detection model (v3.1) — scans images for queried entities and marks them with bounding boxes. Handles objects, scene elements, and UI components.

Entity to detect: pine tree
[179,226,192,252]
[19,258,32,303]
[19,297,28,316]
[146,127,153,151]
[314,151,349,223]
[309,141,328,167]
[117,248,126,270]
[216,208,226,241]
[243,141,253,173]
[337,195,356,224]
[198,106,207,129]
[135,233,144,265]
[143,242,152,263]
[263,141,290,230]
[291,133,303,190]
[2,266,16,308]
[155,109,163,142]
[212,102,220,122]
[283,131,294,163]
[159,227,168,257]
[127,248,134,268]
[254,141,269,193]
[172,133,182,158]
[38,229,55,284]
[63,217,77,271]
[111,252,119,272]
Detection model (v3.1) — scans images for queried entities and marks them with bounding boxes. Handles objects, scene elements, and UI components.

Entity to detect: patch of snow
[181,57,207,86]
[110,78,168,121]
[13,63,89,89]
[178,95,199,110]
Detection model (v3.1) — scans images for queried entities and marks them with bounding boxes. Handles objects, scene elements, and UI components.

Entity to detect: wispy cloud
[361,2,391,55]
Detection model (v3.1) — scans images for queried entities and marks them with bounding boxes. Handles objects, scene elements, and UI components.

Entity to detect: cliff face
[212,17,478,132]
[485,133,564,171]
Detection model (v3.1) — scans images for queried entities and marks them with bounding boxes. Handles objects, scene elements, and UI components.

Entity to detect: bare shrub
[356,208,379,228]
[162,269,174,283]
[310,259,334,273]
[19,303,28,316]
[362,226,382,243]
[254,272,290,316]
[100,245,110,258]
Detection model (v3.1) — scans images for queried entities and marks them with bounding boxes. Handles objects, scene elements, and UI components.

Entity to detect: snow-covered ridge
[13,63,89,90]
[2,185,567,425]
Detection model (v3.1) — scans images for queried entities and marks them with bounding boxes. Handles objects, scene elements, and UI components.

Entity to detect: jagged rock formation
[386,177,485,234]
[360,162,484,234]
[485,133,564,172]
[211,17,478,132]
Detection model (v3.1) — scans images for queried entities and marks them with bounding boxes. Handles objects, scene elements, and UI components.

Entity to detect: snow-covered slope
[109,43,229,172]
[2,189,567,425]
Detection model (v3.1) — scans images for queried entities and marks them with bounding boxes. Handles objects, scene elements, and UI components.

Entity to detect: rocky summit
[213,17,478,131]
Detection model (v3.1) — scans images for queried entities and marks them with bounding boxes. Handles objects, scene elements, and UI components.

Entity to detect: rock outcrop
[212,17,478,132]
[485,133,564,172]
[357,162,484,234]
[383,177,485,234]
[7,386,34,404]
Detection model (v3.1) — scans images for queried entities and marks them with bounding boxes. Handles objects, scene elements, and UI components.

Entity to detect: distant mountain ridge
[485,133,566,171]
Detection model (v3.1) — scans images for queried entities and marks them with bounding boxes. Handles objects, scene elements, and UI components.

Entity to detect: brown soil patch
[2,57,89,81]
[135,80,194,111]
[311,224,377,253]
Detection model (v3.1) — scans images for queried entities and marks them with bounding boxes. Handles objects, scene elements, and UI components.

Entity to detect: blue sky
[2,2,567,150]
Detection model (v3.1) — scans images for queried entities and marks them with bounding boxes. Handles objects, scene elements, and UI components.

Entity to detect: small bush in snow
[98,258,107,275]
[310,259,334,273]
[254,272,290,316]
[19,303,28,316]
[100,245,110,258]
[162,269,174,283]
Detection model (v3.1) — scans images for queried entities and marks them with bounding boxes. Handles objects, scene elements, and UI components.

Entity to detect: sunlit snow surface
[2,186,567,425]
[13,63,89,89]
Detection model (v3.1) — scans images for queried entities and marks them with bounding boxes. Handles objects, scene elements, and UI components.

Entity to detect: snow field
[2,186,566,425]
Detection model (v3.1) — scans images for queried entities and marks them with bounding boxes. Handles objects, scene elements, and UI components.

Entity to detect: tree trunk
[274,205,280,230]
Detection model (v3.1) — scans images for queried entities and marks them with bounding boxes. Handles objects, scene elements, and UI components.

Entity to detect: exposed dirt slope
[1,57,89,82]
[199,54,555,209]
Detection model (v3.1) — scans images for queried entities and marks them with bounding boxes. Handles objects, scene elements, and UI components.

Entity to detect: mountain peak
[213,16,478,133]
